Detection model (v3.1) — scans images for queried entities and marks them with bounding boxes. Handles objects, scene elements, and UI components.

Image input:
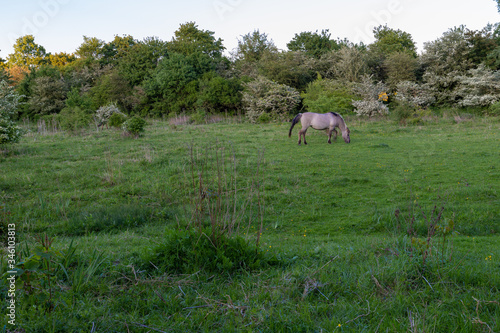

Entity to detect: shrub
[352,75,389,117]
[488,101,500,116]
[107,112,127,128]
[242,76,300,123]
[394,81,435,108]
[0,80,24,144]
[122,115,146,137]
[95,103,126,128]
[302,76,357,113]
[58,106,92,131]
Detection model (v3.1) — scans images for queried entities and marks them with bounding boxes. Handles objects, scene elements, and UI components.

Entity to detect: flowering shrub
[394,81,435,108]
[0,80,24,144]
[456,65,500,108]
[242,76,300,123]
[95,103,126,128]
[351,75,389,116]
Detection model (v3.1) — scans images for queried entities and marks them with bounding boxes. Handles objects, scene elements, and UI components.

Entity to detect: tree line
[1,21,500,129]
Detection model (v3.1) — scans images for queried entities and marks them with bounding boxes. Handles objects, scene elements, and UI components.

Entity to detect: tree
[144,52,215,115]
[7,35,46,68]
[118,37,168,87]
[100,35,136,65]
[323,46,367,82]
[28,76,66,117]
[370,25,417,57]
[168,22,224,58]
[257,51,316,91]
[75,36,105,60]
[233,30,278,63]
[197,73,242,114]
[47,52,76,68]
[0,80,24,144]
[384,52,417,88]
[287,30,339,58]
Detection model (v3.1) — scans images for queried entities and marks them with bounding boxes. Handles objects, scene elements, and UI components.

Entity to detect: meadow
[1,114,499,332]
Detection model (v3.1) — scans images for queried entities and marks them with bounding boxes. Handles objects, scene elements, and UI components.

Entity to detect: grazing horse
[289,112,350,145]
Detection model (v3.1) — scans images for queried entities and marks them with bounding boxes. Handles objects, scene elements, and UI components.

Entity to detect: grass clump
[142,229,273,274]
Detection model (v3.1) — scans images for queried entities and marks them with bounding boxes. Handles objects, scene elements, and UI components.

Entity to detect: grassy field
[1,115,499,332]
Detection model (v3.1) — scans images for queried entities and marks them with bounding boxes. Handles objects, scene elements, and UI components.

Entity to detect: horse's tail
[289,113,302,137]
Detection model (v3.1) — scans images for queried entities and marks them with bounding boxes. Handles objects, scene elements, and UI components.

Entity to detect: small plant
[122,115,146,137]
[9,234,75,311]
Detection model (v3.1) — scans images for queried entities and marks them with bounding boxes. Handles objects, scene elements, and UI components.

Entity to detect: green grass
[1,116,499,332]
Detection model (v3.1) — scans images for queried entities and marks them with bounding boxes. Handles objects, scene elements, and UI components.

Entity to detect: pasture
[1,115,499,332]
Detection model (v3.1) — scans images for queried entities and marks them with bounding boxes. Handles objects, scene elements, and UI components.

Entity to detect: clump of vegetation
[95,103,126,129]
[0,80,24,144]
[142,229,270,274]
[301,75,357,113]
[352,75,389,117]
[242,76,300,123]
[122,115,146,137]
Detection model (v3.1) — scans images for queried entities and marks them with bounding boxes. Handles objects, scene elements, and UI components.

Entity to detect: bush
[108,112,127,128]
[302,76,357,113]
[59,106,92,131]
[0,80,24,144]
[122,115,146,137]
[142,229,271,274]
[352,75,389,117]
[488,101,500,116]
[95,103,126,128]
[242,76,300,123]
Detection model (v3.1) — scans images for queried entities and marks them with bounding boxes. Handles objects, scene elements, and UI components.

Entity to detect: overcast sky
[1,0,499,59]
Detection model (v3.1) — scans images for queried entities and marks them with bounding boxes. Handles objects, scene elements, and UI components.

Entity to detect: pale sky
[0,0,499,59]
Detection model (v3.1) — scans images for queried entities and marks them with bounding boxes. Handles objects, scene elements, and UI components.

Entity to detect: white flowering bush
[352,75,389,117]
[0,80,24,144]
[456,65,500,108]
[394,81,435,108]
[95,103,126,128]
[242,76,300,123]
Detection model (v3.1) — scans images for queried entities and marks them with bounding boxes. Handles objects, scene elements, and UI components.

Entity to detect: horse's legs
[327,128,337,144]
[298,128,308,145]
[333,129,338,142]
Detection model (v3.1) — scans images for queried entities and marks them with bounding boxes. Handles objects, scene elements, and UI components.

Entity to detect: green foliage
[287,29,339,58]
[197,73,242,113]
[58,106,92,131]
[0,80,24,144]
[144,52,215,114]
[28,75,67,117]
[117,37,168,87]
[234,30,278,63]
[142,229,269,274]
[7,35,46,68]
[257,51,316,91]
[302,76,356,113]
[89,69,132,112]
[168,22,225,58]
[122,115,146,136]
[384,52,418,87]
[107,111,127,128]
[242,76,300,122]
[371,25,417,57]
[488,100,500,115]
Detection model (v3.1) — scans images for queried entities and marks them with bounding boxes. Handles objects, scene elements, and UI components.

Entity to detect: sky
[1,0,499,59]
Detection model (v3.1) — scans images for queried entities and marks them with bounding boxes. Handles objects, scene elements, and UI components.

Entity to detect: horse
[289,112,350,145]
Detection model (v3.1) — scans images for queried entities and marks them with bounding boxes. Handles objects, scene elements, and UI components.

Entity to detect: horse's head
[343,127,351,143]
